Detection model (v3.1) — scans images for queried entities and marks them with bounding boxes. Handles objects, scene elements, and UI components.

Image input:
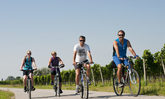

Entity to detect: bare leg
[75,69,80,85]
[117,64,122,83]
[29,73,34,87]
[23,75,27,87]
[51,75,55,81]
[60,83,62,89]
[86,64,91,78]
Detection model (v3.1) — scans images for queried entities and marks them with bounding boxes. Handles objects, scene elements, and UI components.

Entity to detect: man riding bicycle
[20,50,37,92]
[73,36,94,94]
[48,51,65,94]
[113,30,139,88]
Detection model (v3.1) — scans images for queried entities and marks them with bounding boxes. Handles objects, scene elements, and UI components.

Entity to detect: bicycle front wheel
[54,76,60,97]
[113,75,124,96]
[128,69,141,96]
[81,74,89,99]
[57,77,60,97]
[28,79,32,99]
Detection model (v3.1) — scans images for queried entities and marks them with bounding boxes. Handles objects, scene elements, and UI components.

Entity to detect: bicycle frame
[50,65,62,97]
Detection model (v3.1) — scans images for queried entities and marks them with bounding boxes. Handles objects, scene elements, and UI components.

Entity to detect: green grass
[0,90,14,99]
[0,79,165,96]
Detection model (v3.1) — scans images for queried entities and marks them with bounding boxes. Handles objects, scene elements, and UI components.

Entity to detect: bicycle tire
[28,79,31,99]
[83,74,89,99]
[113,74,124,96]
[80,84,83,98]
[54,76,58,96]
[57,76,60,97]
[128,69,141,96]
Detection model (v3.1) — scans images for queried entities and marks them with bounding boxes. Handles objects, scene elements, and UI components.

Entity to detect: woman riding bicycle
[20,50,37,92]
[48,51,64,94]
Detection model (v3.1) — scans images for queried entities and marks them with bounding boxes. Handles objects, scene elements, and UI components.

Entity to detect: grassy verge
[0,79,165,96]
[0,90,14,99]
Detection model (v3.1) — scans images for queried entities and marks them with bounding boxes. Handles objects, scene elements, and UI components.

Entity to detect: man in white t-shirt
[73,36,93,94]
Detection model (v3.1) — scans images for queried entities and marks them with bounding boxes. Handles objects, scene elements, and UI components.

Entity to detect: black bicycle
[21,69,34,99]
[112,56,141,96]
[49,64,64,97]
[77,60,93,99]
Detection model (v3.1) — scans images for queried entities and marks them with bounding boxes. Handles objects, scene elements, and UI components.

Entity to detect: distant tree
[142,50,155,79]
[15,76,21,80]
[134,58,143,77]
[34,68,50,76]
[6,76,15,81]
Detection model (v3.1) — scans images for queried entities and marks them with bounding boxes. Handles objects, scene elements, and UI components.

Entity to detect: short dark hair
[79,35,86,40]
[118,30,125,36]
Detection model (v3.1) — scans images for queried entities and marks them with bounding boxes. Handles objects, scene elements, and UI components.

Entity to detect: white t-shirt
[74,43,90,62]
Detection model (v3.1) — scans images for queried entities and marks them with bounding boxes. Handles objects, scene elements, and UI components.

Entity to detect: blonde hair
[51,51,57,55]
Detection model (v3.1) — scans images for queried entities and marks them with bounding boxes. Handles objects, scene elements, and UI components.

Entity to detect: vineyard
[0,44,165,87]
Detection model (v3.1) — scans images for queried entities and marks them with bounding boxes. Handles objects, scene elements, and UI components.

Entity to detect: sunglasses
[118,34,124,36]
[80,40,85,42]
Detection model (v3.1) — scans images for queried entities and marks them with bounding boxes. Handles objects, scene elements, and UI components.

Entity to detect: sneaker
[75,87,79,94]
[32,86,36,91]
[51,81,54,85]
[118,83,124,88]
[60,89,63,94]
[24,86,27,92]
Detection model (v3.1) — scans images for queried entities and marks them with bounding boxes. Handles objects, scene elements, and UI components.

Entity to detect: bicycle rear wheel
[113,75,124,96]
[128,69,141,96]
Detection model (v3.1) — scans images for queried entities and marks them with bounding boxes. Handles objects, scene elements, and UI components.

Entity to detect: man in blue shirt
[113,30,139,87]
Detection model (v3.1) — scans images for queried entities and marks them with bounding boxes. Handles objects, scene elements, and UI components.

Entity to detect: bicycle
[112,56,141,96]
[48,64,64,97]
[21,69,34,99]
[76,60,93,99]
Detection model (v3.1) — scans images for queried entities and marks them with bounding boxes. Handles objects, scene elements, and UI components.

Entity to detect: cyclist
[48,51,64,94]
[20,50,37,92]
[73,36,94,94]
[113,30,139,88]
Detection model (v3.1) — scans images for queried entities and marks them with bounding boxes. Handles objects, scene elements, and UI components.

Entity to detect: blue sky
[0,0,165,80]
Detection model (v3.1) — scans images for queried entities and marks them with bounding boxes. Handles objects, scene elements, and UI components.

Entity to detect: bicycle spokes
[129,69,141,96]
[113,76,124,96]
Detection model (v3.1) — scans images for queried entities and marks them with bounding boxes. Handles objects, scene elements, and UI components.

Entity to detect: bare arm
[32,58,37,70]
[87,51,93,63]
[113,41,120,57]
[73,51,77,65]
[48,58,52,67]
[20,58,25,70]
[58,57,64,65]
[127,40,136,56]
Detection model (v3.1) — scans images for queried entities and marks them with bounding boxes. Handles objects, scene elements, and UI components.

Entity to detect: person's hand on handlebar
[60,64,65,68]
[119,57,124,60]
[90,61,94,64]
[134,55,140,59]
[20,67,23,71]
[48,65,51,68]
[73,61,76,66]
[33,68,37,70]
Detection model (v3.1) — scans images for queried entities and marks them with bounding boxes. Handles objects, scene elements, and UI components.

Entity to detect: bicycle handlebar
[20,69,36,71]
[48,64,65,69]
[119,56,140,60]
[76,60,94,66]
